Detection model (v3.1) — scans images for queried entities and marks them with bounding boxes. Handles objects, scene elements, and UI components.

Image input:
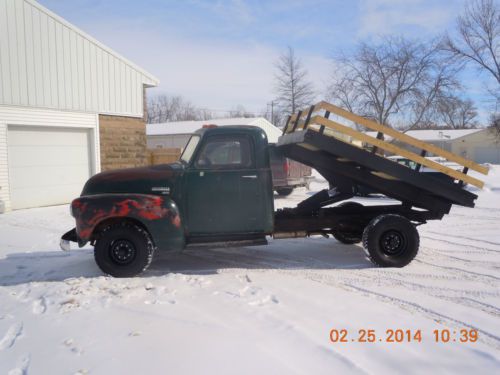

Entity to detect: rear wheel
[94,222,155,277]
[276,187,294,196]
[362,214,419,267]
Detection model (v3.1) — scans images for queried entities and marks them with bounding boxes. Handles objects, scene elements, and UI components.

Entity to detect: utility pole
[267,100,277,124]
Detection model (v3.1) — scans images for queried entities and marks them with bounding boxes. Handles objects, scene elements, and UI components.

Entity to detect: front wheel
[94,223,155,277]
[362,214,419,267]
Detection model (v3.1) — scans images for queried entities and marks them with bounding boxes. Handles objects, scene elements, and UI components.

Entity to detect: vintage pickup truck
[61,102,487,277]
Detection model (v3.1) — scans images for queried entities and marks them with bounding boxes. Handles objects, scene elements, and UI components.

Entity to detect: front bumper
[60,228,78,251]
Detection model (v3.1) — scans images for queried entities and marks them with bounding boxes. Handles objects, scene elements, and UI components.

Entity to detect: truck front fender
[71,194,184,251]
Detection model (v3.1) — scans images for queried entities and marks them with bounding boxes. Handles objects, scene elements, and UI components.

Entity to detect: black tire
[94,222,155,277]
[276,187,294,196]
[362,214,419,267]
[333,202,363,244]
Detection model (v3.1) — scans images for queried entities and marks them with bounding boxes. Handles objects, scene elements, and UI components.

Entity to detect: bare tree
[197,108,215,121]
[490,112,500,139]
[443,0,500,138]
[437,96,478,129]
[328,37,461,130]
[274,47,316,119]
[443,0,500,95]
[228,105,255,118]
[147,94,213,123]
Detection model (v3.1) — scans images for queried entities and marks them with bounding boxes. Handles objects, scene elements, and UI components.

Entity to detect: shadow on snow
[0,238,373,286]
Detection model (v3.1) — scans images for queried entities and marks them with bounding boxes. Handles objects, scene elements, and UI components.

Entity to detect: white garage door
[7,126,92,210]
[474,146,500,164]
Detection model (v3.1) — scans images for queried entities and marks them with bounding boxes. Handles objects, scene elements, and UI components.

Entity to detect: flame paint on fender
[72,194,181,241]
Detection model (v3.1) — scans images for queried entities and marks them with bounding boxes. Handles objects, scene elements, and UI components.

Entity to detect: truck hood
[81,163,184,197]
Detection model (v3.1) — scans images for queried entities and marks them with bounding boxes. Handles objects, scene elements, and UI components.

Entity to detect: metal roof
[366,129,482,142]
[147,117,283,143]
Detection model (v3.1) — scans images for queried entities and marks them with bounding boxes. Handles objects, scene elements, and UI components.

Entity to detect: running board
[186,237,268,249]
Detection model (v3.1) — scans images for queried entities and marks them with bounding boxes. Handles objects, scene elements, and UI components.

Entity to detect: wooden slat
[314,101,489,175]
[311,116,484,188]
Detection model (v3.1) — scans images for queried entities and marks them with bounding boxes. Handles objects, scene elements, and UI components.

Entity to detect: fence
[147,148,182,165]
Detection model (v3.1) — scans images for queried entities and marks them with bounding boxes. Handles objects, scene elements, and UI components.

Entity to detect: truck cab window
[180,135,200,164]
[195,136,253,169]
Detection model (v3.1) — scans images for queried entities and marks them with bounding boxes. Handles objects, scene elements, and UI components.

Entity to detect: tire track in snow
[339,273,500,299]
[424,252,500,269]
[179,247,500,303]
[425,231,500,247]
[153,253,370,375]
[335,274,500,318]
[418,246,500,273]
[192,250,500,345]
[421,234,500,253]
[163,238,500,348]
[0,323,23,351]
[277,267,500,346]
[338,283,500,350]
[440,296,500,318]
[184,247,500,296]
[413,259,500,283]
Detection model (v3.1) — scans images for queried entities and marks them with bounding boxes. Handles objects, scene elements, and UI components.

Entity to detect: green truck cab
[62,126,276,276]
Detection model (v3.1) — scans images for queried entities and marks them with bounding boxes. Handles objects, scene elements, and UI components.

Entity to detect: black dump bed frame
[272,101,488,236]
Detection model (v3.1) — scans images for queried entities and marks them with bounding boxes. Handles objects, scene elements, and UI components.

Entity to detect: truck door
[185,134,265,235]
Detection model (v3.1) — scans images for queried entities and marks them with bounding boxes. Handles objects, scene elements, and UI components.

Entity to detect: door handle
[242,175,257,179]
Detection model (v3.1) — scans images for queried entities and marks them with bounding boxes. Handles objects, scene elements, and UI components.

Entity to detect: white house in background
[367,128,500,164]
[147,117,282,150]
[0,0,159,212]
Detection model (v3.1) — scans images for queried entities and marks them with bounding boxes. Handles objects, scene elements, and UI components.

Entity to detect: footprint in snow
[236,274,252,283]
[7,355,30,375]
[238,285,261,297]
[59,298,80,313]
[185,276,212,288]
[0,323,23,351]
[63,338,84,356]
[248,295,280,307]
[32,297,47,315]
[144,299,176,305]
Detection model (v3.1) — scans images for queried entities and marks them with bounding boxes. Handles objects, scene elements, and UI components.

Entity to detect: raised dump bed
[277,101,488,215]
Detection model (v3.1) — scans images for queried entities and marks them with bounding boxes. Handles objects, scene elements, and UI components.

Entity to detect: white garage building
[0,0,158,212]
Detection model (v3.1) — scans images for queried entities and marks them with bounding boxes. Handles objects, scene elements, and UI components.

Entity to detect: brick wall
[98,86,149,171]
[98,115,146,171]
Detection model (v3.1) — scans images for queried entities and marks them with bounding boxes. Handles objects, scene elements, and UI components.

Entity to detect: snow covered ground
[1,167,500,374]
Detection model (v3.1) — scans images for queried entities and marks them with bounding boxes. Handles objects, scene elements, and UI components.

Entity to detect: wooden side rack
[282,101,489,189]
